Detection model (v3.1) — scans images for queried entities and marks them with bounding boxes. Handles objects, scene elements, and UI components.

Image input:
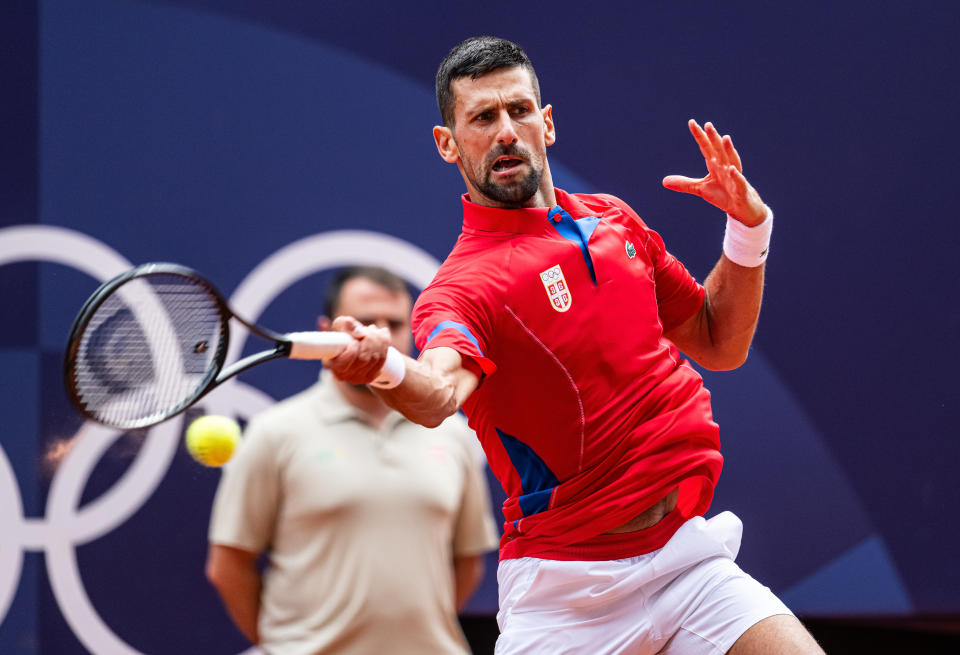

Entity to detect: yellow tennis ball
[185,415,241,467]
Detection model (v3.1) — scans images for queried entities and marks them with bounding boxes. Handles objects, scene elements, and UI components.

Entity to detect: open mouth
[492,157,524,173]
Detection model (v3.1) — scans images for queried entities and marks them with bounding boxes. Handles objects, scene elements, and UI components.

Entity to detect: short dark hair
[323,266,409,318]
[435,36,541,127]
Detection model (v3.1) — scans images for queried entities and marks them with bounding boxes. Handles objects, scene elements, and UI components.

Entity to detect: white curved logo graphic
[0,225,441,654]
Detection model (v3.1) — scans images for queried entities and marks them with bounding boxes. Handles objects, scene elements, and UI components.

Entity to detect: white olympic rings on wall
[0,225,440,655]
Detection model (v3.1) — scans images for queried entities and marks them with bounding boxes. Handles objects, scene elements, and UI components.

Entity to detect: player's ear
[433,125,460,163]
[317,315,332,331]
[542,104,556,146]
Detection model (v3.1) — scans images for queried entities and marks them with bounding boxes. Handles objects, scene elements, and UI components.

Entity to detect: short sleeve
[644,228,706,332]
[412,275,498,377]
[207,417,281,553]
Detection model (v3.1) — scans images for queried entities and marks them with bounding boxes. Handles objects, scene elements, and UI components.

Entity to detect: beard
[463,143,543,206]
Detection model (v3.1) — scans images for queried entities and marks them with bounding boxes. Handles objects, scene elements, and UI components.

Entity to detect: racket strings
[71,274,226,427]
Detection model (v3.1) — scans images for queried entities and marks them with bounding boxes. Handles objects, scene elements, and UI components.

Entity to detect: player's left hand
[662,119,767,226]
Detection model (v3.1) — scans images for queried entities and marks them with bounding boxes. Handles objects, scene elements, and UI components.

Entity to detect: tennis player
[326,36,825,654]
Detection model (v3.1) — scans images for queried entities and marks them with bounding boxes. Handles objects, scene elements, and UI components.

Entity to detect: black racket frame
[64,262,293,429]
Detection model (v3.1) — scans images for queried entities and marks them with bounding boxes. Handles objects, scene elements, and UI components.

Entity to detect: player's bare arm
[325,316,479,427]
[661,120,768,370]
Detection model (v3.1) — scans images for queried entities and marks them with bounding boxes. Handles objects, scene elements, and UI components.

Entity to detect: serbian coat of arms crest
[539,264,572,312]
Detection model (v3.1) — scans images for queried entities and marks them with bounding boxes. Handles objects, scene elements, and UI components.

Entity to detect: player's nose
[495,112,518,145]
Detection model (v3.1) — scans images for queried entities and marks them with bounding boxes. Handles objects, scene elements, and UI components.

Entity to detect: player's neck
[527,184,557,209]
[536,164,557,207]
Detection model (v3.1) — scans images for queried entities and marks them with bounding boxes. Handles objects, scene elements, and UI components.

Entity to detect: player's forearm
[697,255,765,369]
[375,350,474,427]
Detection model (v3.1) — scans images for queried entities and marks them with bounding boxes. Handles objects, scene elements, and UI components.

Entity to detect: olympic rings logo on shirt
[0,225,441,655]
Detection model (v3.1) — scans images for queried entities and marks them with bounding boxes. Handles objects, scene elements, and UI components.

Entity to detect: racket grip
[286,331,354,359]
[286,332,406,389]
[370,346,406,389]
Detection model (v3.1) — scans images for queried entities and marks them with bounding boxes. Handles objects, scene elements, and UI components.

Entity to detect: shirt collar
[461,188,593,235]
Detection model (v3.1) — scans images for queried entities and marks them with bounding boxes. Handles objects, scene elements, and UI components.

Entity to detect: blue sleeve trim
[426,320,484,356]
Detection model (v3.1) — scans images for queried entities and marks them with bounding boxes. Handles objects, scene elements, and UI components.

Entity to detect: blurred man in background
[205,266,499,655]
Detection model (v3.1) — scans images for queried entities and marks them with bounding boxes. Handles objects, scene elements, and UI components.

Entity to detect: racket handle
[286,331,354,359]
[286,332,406,389]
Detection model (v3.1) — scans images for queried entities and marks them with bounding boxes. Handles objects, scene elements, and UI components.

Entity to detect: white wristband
[723,206,773,267]
[370,346,406,389]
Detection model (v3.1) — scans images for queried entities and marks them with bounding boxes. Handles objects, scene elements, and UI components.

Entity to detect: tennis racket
[63,262,405,430]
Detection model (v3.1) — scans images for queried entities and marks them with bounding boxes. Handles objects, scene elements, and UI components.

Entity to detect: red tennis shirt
[412,189,722,561]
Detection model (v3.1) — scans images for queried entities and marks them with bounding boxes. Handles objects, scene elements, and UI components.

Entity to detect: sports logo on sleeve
[540,265,572,312]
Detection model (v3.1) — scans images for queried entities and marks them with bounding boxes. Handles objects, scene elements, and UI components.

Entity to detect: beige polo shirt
[208,373,499,655]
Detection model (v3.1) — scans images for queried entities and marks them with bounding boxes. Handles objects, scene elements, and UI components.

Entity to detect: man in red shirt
[326,36,824,655]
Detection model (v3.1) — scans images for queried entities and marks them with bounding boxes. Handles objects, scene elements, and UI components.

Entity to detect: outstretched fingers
[705,122,743,174]
[667,120,747,201]
[688,120,740,178]
[703,121,725,156]
[688,119,715,162]
[667,120,765,222]
[723,134,743,172]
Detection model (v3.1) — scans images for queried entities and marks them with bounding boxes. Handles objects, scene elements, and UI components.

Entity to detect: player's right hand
[325,315,391,385]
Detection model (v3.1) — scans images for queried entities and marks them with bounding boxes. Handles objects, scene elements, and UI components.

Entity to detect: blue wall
[1,1,957,652]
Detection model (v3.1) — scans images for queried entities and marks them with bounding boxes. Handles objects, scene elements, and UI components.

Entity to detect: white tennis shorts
[495,511,792,655]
